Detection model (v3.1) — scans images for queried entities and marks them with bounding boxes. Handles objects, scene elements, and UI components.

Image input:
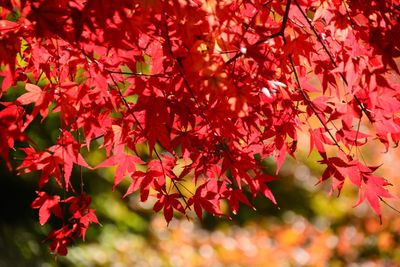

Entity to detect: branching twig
[289,54,344,152]
[55,39,68,221]
[292,0,374,123]
[105,69,171,78]
[239,0,274,43]
[107,70,191,210]
[162,16,236,166]
[226,0,292,65]
[78,41,191,210]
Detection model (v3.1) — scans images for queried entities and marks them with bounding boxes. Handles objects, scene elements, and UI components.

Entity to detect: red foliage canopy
[1,0,399,255]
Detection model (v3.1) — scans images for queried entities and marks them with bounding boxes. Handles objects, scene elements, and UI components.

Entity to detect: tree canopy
[0,0,399,255]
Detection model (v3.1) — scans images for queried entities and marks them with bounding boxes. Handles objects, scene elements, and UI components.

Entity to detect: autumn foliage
[0,0,400,255]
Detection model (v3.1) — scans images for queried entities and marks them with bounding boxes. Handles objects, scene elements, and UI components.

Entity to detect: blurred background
[0,88,400,266]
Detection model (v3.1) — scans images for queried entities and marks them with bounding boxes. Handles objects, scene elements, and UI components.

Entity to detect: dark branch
[289,54,344,152]
[293,0,374,123]
[106,69,191,210]
[105,69,171,78]
[226,0,292,65]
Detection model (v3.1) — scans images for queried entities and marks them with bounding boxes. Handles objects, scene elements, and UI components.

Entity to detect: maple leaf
[0,69,13,92]
[0,103,26,168]
[31,191,63,225]
[47,226,73,256]
[153,193,185,224]
[123,170,162,201]
[97,145,144,190]
[355,175,393,218]
[228,189,253,215]
[17,83,43,105]
[188,181,224,220]
[65,193,99,239]
[50,131,91,190]
[0,20,20,32]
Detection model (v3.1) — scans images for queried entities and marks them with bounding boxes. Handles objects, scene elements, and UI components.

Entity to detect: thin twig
[292,0,374,123]
[107,70,191,210]
[77,126,84,194]
[226,0,292,65]
[162,16,235,166]
[55,39,67,222]
[289,54,344,152]
[380,197,400,215]
[77,43,191,208]
[105,69,171,78]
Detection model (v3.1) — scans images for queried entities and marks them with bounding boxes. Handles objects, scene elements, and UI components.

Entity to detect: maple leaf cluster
[0,0,399,255]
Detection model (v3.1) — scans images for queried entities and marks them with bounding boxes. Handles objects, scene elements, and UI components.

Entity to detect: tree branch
[292,0,374,123]
[106,70,191,210]
[105,69,171,78]
[289,54,344,152]
[226,0,292,65]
